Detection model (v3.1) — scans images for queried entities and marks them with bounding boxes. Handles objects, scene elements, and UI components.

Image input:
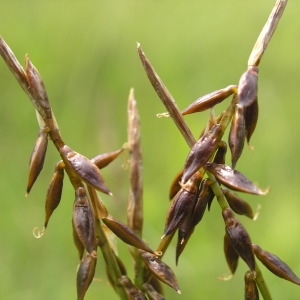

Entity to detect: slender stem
[248,0,288,66]
[95,220,128,300]
[255,262,273,300]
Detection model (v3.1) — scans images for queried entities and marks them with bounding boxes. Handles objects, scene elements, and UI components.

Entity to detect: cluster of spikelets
[1,1,299,299]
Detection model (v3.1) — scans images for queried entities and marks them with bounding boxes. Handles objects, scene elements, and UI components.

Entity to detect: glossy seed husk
[139,250,180,294]
[244,270,259,300]
[181,85,237,115]
[229,104,246,169]
[143,283,165,300]
[252,244,300,285]
[182,124,223,183]
[44,161,64,228]
[169,168,184,200]
[205,162,268,195]
[222,188,254,219]
[26,127,48,195]
[222,207,256,271]
[164,173,201,237]
[244,98,259,145]
[77,250,97,300]
[60,145,112,195]
[224,232,239,274]
[237,66,259,108]
[90,147,124,169]
[213,141,227,165]
[118,276,147,300]
[102,215,154,254]
[72,187,96,254]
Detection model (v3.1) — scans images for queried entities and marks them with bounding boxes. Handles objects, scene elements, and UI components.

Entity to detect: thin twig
[248,0,288,66]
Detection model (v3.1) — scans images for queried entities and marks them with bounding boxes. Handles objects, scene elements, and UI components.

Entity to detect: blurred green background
[1,0,300,299]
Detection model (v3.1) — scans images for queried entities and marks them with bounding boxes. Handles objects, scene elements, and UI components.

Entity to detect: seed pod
[143,283,165,300]
[222,207,255,271]
[118,276,147,300]
[164,172,201,237]
[77,250,97,300]
[73,221,85,260]
[229,104,246,169]
[26,127,48,195]
[60,145,112,195]
[205,162,268,195]
[182,124,223,184]
[169,169,184,200]
[244,98,259,145]
[102,215,154,254]
[252,244,300,285]
[213,141,227,165]
[222,188,254,219]
[25,56,52,120]
[44,161,64,228]
[237,66,259,108]
[181,85,237,115]
[244,270,259,300]
[176,179,210,264]
[224,232,239,274]
[91,147,124,169]
[139,250,181,294]
[72,187,96,254]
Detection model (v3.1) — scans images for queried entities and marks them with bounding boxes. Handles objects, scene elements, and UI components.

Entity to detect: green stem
[255,262,273,300]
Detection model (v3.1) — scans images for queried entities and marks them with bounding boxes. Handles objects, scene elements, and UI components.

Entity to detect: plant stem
[255,262,273,300]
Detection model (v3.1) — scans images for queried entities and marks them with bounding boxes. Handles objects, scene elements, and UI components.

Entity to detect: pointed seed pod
[169,168,184,200]
[26,127,48,195]
[118,276,147,300]
[244,98,259,146]
[224,232,239,274]
[182,124,223,184]
[229,104,246,169]
[222,207,256,271]
[213,141,227,165]
[91,147,124,169]
[44,161,64,228]
[139,250,181,294]
[60,145,112,195]
[244,270,259,300]
[181,85,237,115]
[102,215,154,254]
[237,66,259,108]
[73,221,85,260]
[25,56,52,120]
[205,162,268,195]
[164,172,201,237]
[77,250,97,300]
[252,244,300,285]
[72,187,96,254]
[222,188,254,219]
[143,283,165,300]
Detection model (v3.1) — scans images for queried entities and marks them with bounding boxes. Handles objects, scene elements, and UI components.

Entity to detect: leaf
[252,244,300,285]
[205,162,268,195]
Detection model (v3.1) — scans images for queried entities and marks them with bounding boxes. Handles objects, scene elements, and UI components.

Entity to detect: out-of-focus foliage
[0,0,299,299]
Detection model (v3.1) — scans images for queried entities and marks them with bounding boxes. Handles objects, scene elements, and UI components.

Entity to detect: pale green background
[0,0,300,299]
